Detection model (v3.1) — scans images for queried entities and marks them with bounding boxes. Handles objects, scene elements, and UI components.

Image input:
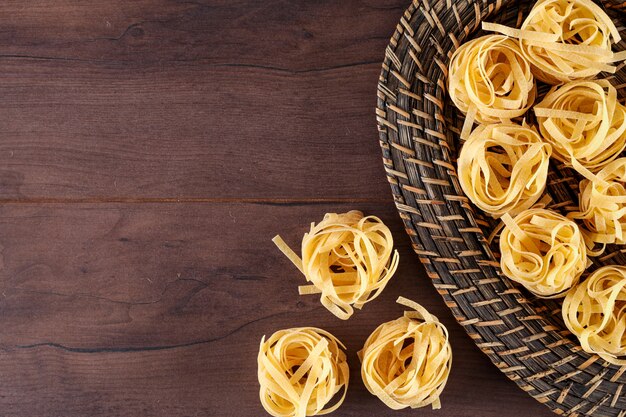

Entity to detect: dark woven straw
[377,0,626,416]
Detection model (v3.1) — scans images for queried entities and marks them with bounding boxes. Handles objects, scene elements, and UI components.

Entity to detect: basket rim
[376,0,626,416]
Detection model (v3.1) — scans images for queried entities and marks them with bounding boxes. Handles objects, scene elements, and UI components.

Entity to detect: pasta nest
[359,297,452,410]
[273,210,399,320]
[448,34,536,137]
[457,122,552,218]
[563,266,626,365]
[500,208,587,298]
[569,158,626,250]
[517,0,623,84]
[257,327,349,417]
[534,79,626,174]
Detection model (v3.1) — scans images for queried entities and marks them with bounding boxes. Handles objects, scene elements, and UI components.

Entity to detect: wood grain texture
[0,1,554,416]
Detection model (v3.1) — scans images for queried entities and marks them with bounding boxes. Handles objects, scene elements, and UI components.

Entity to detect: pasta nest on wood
[273,210,399,320]
[534,79,626,174]
[448,34,536,138]
[257,327,349,417]
[563,266,626,365]
[457,122,552,218]
[500,208,587,298]
[359,297,452,410]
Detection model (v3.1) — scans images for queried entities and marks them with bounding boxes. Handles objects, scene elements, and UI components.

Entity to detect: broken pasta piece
[359,297,452,410]
[500,208,587,298]
[273,211,399,320]
[457,122,552,218]
[563,266,626,365]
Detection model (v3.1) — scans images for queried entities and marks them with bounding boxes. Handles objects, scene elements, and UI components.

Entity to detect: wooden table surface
[0,1,556,416]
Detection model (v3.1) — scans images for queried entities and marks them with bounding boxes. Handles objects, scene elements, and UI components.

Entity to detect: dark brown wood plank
[0,202,553,416]
[0,0,405,200]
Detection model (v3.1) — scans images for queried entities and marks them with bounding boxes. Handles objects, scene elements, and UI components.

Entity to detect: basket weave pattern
[377,0,626,415]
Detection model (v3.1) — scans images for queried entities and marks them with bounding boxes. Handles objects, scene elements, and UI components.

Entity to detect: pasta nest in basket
[257,327,349,417]
[484,0,625,84]
[448,34,536,138]
[457,122,552,218]
[569,158,626,251]
[273,210,399,320]
[500,208,587,298]
[359,297,452,410]
[534,79,626,174]
[563,266,626,365]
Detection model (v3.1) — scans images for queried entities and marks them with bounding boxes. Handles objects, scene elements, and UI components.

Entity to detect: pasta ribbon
[563,266,626,365]
[534,80,626,173]
[273,211,399,320]
[484,0,626,84]
[500,208,587,298]
[359,297,452,410]
[258,327,350,417]
[569,158,626,252]
[457,122,552,218]
[448,34,536,137]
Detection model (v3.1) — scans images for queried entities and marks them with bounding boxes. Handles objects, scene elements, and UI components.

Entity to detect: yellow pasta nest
[457,123,552,218]
[257,327,349,417]
[359,297,452,410]
[569,158,626,251]
[500,208,587,298]
[484,0,626,84]
[563,266,626,365]
[273,210,399,320]
[534,80,626,174]
[448,34,536,138]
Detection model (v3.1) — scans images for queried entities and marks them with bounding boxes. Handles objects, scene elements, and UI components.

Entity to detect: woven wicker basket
[377,1,626,415]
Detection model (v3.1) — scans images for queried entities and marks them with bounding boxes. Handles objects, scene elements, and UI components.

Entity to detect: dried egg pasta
[448,34,536,138]
[359,297,452,410]
[483,0,626,84]
[563,266,626,365]
[534,80,626,174]
[500,208,587,298]
[258,327,349,417]
[569,158,626,253]
[273,211,399,320]
[457,123,552,218]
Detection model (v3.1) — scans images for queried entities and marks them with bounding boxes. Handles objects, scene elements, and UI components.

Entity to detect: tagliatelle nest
[563,266,626,365]
[569,158,626,253]
[448,34,536,139]
[257,327,349,417]
[273,210,399,320]
[358,297,452,410]
[534,79,626,174]
[500,208,587,298]
[457,122,552,218]
[484,0,626,84]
